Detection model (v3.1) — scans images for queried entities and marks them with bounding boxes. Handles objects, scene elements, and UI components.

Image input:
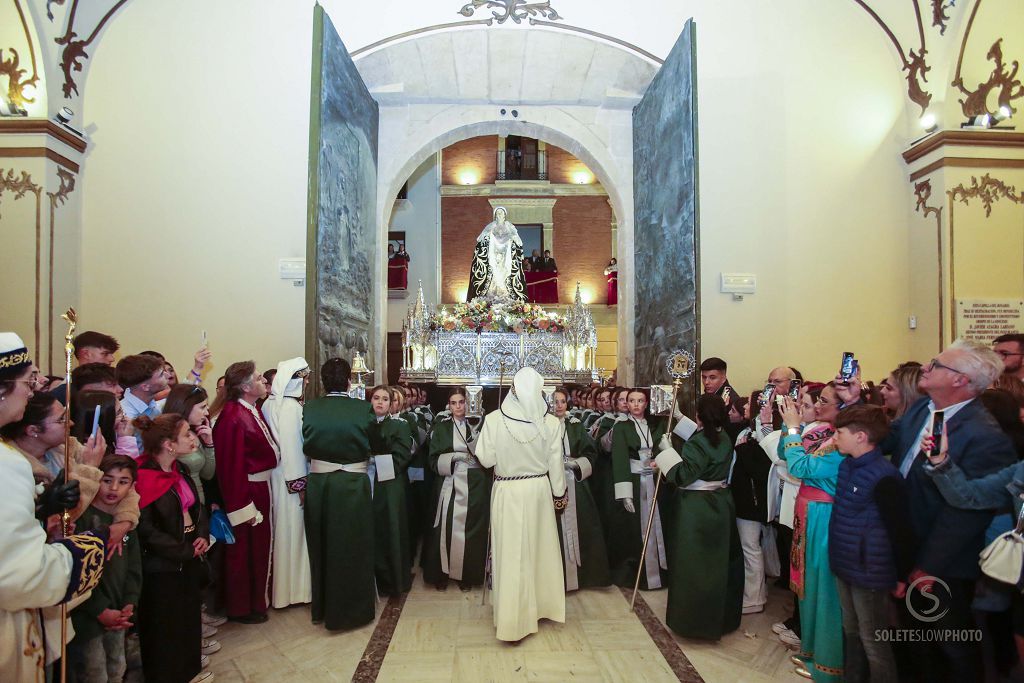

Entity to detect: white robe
[475,412,567,641]
[263,392,312,608]
[0,441,74,682]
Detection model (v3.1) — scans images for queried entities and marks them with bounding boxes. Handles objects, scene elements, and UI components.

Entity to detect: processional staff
[629,349,695,611]
[59,307,78,681]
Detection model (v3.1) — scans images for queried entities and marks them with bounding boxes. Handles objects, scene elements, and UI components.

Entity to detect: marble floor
[203,575,801,683]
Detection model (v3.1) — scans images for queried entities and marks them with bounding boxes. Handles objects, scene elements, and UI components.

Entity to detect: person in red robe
[212,360,278,623]
[604,258,618,306]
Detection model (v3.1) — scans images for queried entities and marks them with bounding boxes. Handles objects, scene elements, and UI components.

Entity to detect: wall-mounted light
[963,113,992,129]
[459,170,478,186]
[992,105,1013,125]
[573,172,591,185]
[919,112,938,133]
[579,288,594,305]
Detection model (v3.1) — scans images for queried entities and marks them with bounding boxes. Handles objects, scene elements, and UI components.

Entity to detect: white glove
[673,404,684,420]
[251,510,265,526]
[620,497,635,513]
[658,434,673,453]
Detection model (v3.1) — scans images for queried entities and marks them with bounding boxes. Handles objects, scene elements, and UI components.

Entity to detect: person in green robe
[653,394,744,640]
[422,387,492,591]
[588,387,620,532]
[609,388,673,589]
[368,385,414,595]
[394,387,433,561]
[552,387,611,591]
[301,358,376,630]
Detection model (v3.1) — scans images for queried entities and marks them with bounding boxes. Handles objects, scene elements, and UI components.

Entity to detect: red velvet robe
[213,400,279,617]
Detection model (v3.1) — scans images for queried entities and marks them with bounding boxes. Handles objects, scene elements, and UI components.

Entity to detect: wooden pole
[629,376,682,611]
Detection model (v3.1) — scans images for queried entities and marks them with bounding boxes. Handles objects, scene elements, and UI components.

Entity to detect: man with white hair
[885,339,1015,681]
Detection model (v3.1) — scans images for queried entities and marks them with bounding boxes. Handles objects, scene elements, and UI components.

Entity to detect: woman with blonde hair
[879,363,924,419]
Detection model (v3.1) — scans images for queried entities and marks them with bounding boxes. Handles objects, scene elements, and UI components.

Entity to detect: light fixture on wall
[573,172,591,185]
[963,113,992,129]
[919,112,938,133]
[52,106,85,137]
[459,170,478,186]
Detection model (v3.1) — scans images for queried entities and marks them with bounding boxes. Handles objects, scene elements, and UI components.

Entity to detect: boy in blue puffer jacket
[830,405,916,683]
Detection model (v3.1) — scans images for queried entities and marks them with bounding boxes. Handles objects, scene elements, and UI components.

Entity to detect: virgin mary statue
[467,206,526,302]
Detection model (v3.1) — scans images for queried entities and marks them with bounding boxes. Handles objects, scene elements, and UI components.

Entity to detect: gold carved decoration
[850,0,932,115]
[47,167,75,207]
[55,0,130,98]
[949,173,1024,217]
[914,179,945,348]
[1,0,40,113]
[914,179,943,219]
[0,167,43,362]
[952,1,1023,117]
[458,0,562,24]
[930,0,954,35]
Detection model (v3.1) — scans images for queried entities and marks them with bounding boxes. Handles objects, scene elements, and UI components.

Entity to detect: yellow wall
[1,0,1015,391]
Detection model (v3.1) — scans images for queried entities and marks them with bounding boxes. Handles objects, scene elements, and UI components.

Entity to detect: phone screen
[758,382,774,406]
[928,410,945,456]
[788,379,801,400]
[90,404,101,438]
[839,352,855,381]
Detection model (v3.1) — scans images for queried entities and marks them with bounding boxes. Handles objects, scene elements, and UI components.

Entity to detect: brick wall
[441,196,494,302]
[442,136,498,186]
[441,195,612,304]
[551,196,613,304]
[546,145,594,185]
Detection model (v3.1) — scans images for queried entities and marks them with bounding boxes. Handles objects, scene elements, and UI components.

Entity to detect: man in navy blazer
[882,340,1013,681]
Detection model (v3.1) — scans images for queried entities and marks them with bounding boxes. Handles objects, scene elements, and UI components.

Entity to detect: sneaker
[771,621,788,635]
[741,604,765,614]
[202,613,227,627]
[202,623,218,638]
[200,654,210,670]
[201,639,221,656]
[794,664,812,679]
[190,672,215,683]
[777,627,801,647]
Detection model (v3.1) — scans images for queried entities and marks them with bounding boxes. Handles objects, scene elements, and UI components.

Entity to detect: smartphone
[839,352,856,382]
[928,410,945,457]
[201,330,208,347]
[788,379,802,400]
[758,382,774,407]
[90,404,101,438]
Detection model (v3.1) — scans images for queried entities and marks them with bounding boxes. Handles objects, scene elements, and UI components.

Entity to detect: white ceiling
[354,28,660,109]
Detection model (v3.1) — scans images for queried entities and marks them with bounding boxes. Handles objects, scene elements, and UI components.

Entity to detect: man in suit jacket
[883,340,1013,681]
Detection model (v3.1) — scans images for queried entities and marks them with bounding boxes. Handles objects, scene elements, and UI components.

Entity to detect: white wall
[387,154,440,333]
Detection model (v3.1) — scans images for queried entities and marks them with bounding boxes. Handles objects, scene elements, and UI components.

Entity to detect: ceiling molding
[902,130,1024,164]
[0,119,87,153]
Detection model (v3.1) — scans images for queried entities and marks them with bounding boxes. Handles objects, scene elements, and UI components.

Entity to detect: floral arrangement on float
[431,297,565,334]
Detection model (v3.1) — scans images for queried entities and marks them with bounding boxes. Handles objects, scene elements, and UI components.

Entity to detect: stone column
[538,140,547,180]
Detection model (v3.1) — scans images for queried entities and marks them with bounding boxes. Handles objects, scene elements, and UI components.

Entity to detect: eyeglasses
[816,397,837,406]
[926,358,967,376]
[13,371,43,388]
[995,350,1024,358]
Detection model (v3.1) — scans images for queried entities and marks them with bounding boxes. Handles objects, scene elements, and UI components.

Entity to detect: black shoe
[459,581,472,592]
[229,612,268,624]
[435,578,449,592]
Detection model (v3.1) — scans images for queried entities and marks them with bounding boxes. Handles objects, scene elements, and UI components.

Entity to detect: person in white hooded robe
[262,357,312,608]
[475,367,568,642]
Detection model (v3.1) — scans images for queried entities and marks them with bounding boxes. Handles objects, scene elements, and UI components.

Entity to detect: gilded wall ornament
[931,0,955,35]
[0,168,42,218]
[914,179,942,219]
[953,39,1023,117]
[47,168,76,207]
[47,0,67,21]
[851,0,932,115]
[458,0,562,25]
[55,0,130,98]
[950,173,1024,217]
[2,0,40,113]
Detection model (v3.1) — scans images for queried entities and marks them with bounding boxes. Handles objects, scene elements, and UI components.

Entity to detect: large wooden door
[305,5,379,395]
[632,20,699,405]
